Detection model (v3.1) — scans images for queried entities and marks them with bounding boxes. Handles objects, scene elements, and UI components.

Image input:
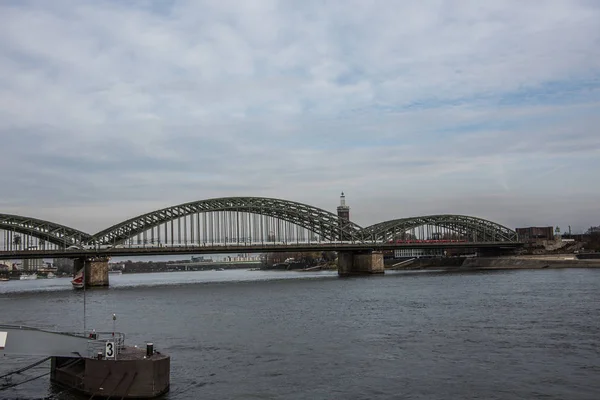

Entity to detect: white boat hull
[71,268,84,289]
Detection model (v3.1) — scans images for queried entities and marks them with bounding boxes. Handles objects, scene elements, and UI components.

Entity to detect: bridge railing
[85,331,126,358]
[75,240,377,249]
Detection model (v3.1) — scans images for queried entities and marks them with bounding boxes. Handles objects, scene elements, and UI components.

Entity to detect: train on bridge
[387,239,470,244]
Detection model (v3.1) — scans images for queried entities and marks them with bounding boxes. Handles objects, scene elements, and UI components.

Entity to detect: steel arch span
[89,197,365,245]
[0,213,92,248]
[360,215,518,243]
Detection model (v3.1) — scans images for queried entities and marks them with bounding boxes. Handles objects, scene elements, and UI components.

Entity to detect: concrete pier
[2,324,169,399]
[74,256,109,287]
[338,251,384,276]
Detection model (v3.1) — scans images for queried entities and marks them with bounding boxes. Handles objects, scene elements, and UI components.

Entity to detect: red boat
[71,268,84,289]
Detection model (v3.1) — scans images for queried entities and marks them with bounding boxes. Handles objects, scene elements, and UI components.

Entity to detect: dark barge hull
[50,347,170,399]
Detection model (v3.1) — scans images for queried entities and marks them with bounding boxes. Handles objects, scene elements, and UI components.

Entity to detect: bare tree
[585,226,600,250]
[586,226,600,234]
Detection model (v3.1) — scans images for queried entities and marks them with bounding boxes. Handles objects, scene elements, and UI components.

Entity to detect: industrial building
[516,227,555,241]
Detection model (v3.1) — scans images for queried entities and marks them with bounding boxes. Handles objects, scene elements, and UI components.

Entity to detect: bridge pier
[74,256,109,288]
[338,251,384,276]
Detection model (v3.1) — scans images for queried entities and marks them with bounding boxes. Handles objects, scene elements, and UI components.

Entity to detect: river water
[1,268,599,399]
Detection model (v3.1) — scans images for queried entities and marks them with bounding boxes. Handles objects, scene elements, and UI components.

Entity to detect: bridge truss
[0,213,91,251]
[89,197,365,247]
[360,215,519,243]
[0,198,519,253]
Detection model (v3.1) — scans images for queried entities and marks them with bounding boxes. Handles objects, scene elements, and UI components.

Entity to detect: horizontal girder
[0,241,523,260]
[0,213,92,247]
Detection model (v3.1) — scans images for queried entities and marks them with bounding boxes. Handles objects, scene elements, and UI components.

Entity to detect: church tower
[337,192,350,221]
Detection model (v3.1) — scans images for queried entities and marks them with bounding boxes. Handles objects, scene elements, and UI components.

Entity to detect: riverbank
[384,255,600,271]
[461,256,600,270]
[120,260,262,273]
[385,257,464,270]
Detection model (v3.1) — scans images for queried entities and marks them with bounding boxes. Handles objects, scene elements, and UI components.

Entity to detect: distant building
[561,233,587,242]
[224,255,260,262]
[53,258,75,274]
[22,258,45,272]
[516,227,554,241]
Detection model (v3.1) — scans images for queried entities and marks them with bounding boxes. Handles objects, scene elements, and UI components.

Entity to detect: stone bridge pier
[337,250,384,276]
[73,256,110,288]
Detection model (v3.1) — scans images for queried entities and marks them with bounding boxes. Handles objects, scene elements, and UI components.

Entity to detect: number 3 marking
[106,342,114,358]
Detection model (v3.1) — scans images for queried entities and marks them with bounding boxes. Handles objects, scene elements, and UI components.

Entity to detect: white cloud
[0,0,599,234]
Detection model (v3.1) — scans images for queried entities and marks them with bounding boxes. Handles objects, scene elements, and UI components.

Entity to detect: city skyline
[0,1,599,233]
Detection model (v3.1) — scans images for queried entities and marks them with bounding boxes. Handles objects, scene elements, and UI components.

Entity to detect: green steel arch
[360,215,518,242]
[0,213,92,247]
[89,197,365,245]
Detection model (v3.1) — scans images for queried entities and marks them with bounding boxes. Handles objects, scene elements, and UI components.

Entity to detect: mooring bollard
[146,343,154,357]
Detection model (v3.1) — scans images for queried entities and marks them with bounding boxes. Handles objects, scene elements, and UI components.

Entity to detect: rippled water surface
[1,269,600,399]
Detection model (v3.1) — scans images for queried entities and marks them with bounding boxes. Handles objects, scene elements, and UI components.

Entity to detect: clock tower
[337,192,350,221]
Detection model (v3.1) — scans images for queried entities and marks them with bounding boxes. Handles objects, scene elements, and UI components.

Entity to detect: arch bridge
[361,214,518,243]
[0,197,519,254]
[0,213,91,250]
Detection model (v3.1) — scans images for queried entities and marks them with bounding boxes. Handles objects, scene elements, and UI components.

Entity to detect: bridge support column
[338,251,384,276]
[74,257,109,288]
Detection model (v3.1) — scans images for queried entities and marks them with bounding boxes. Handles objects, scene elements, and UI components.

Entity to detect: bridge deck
[0,242,523,260]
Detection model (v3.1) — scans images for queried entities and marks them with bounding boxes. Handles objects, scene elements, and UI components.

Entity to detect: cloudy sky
[0,0,599,234]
